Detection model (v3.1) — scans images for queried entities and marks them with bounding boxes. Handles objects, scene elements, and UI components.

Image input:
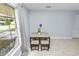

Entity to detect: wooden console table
[30,32,50,51]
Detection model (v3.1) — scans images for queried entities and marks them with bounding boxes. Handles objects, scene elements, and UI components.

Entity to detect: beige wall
[0,3,14,17]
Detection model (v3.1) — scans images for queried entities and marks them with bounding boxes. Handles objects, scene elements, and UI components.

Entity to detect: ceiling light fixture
[46,6,51,8]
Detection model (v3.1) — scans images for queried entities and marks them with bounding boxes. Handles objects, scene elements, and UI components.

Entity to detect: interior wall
[72,15,79,37]
[29,10,79,37]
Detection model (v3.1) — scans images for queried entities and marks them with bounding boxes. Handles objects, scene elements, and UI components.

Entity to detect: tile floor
[26,39,79,56]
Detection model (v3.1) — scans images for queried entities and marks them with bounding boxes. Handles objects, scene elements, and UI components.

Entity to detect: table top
[30,32,50,37]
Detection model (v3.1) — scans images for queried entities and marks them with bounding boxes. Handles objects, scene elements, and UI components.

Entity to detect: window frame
[5,3,22,56]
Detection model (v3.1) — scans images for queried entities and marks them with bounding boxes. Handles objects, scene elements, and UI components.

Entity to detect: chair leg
[30,44,32,51]
[37,45,39,51]
[41,45,42,51]
[47,46,49,51]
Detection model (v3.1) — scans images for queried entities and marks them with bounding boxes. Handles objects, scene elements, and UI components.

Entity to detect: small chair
[41,39,50,51]
[30,39,39,51]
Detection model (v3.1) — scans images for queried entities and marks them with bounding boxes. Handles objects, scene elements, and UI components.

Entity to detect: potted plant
[38,24,42,34]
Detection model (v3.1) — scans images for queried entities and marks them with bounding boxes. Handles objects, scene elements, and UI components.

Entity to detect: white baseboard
[51,37,72,39]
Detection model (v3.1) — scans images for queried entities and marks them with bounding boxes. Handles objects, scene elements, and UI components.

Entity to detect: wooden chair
[40,38,50,51]
[30,38,39,51]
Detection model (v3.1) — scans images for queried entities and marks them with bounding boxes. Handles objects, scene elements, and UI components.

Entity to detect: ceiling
[24,3,79,11]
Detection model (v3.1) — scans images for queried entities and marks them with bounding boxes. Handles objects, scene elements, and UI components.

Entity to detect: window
[0,3,16,56]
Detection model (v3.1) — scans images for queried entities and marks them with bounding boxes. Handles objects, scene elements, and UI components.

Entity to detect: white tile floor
[27,39,79,56]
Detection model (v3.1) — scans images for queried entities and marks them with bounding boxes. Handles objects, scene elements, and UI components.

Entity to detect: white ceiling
[24,3,79,11]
